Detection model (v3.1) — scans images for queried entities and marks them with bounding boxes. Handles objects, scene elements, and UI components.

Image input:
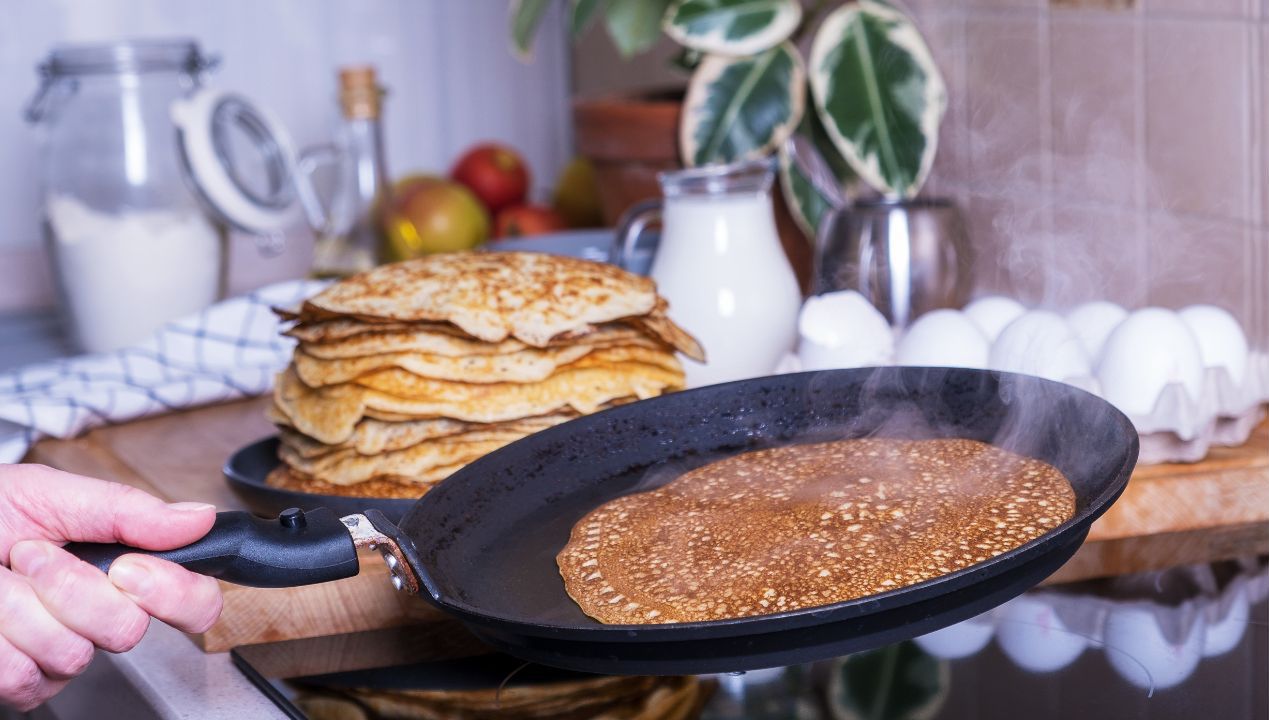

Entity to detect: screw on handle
[65,508,360,589]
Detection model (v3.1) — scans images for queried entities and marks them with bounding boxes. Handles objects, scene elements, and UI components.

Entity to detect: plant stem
[796,0,835,42]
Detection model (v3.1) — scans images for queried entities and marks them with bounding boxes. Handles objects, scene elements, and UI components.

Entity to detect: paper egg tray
[1114,351,1269,465]
[1016,352,1268,464]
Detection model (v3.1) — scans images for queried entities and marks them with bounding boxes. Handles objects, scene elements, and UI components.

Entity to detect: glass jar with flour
[25,39,300,353]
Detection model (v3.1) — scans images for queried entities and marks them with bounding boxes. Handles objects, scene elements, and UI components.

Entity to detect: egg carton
[1093,351,1269,465]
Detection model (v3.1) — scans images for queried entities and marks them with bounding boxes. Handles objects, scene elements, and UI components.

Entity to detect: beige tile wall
[908,0,1269,348]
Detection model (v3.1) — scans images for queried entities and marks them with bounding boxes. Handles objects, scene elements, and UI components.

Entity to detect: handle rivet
[279,507,307,529]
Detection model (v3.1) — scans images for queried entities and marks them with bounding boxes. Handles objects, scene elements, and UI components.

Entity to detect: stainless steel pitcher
[814,198,973,328]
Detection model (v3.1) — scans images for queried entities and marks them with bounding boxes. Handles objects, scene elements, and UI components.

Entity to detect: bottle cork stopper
[339,65,382,119]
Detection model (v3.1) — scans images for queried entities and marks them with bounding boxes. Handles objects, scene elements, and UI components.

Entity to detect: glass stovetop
[234,557,1268,720]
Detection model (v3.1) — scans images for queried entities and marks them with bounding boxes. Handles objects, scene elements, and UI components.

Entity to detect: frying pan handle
[65,508,360,588]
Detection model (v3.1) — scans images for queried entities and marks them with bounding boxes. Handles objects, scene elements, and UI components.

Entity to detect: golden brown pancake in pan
[558,437,1076,624]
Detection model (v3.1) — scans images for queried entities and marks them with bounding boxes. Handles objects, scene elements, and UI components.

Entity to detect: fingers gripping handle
[65,508,360,588]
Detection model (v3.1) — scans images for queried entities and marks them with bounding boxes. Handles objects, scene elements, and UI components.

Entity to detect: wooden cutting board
[25,398,1269,652]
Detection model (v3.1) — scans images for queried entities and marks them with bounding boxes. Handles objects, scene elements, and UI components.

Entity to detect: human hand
[0,464,222,710]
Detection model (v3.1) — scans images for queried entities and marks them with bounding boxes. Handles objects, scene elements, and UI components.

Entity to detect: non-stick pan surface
[386,366,1137,673]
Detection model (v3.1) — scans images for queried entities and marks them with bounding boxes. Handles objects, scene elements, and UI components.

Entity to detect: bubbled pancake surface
[558,437,1076,625]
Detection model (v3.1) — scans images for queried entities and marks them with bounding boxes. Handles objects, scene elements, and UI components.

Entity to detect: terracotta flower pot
[572,91,812,292]
[572,91,682,227]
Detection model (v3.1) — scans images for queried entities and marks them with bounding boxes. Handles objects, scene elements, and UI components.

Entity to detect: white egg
[1250,567,1269,604]
[963,296,1027,343]
[1179,304,1249,385]
[914,617,995,660]
[1096,308,1204,416]
[894,309,990,369]
[1103,601,1205,691]
[1065,301,1128,361]
[988,311,1091,382]
[1202,580,1249,657]
[996,595,1087,673]
[797,291,895,370]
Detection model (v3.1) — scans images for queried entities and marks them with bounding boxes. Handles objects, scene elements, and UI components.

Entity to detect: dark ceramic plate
[223,436,414,523]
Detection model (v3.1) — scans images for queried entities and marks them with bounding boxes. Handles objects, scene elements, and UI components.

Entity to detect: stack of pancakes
[268,252,703,499]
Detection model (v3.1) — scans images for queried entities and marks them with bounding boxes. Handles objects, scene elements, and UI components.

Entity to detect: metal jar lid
[25,39,217,123]
[40,37,215,77]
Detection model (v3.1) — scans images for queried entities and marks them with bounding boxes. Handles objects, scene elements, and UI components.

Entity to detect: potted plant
[510,0,947,247]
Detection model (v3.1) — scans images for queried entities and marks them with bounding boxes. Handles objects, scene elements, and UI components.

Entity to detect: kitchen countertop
[36,623,286,720]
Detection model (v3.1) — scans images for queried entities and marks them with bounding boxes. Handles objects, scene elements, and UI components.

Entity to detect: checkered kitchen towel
[0,280,326,464]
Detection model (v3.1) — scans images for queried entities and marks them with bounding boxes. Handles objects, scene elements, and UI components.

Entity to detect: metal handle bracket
[341,513,420,594]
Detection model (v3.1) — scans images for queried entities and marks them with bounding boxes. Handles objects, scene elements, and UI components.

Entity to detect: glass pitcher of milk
[612,159,801,387]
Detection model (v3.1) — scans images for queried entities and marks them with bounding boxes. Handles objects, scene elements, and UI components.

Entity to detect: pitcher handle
[610,199,663,271]
[294,143,344,235]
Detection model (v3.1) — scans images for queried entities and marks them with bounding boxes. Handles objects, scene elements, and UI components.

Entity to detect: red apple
[450,144,530,213]
[494,205,568,238]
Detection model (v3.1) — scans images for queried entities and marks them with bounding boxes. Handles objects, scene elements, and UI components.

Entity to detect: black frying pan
[68,367,1138,675]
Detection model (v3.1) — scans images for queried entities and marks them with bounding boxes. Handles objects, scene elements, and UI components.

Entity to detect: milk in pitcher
[616,160,801,387]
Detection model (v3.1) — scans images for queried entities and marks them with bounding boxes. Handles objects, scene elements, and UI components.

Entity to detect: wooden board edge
[1048,520,1269,585]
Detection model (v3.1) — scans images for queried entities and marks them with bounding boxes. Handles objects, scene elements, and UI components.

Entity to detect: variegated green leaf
[800,104,858,196]
[809,0,946,198]
[779,139,838,243]
[605,0,674,58]
[510,0,552,61]
[680,42,806,167]
[664,0,802,57]
[571,0,606,38]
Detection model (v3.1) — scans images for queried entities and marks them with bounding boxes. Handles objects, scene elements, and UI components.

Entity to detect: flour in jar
[47,195,223,353]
